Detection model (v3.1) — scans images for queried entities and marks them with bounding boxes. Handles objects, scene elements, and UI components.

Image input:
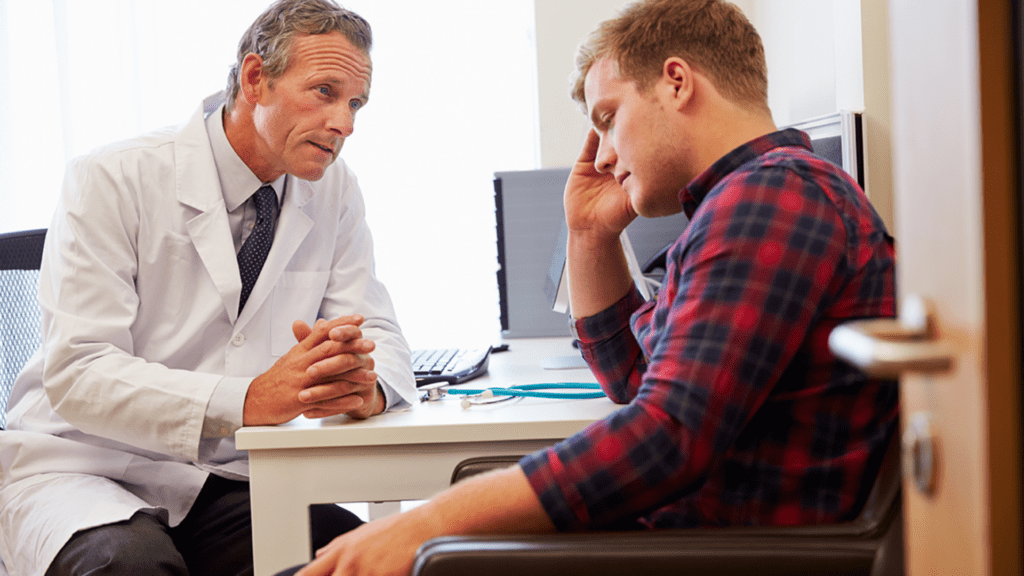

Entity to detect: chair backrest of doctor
[0,229,46,429]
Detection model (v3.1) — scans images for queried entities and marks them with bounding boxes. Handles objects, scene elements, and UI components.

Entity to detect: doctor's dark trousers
[44,473,362,576]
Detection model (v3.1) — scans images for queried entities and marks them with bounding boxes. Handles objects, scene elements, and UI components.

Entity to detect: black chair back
[0,229,46,429]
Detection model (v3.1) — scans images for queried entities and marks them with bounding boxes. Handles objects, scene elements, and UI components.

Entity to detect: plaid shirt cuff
[570,285,646,344]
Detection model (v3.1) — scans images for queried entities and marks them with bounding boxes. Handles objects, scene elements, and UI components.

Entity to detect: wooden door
[887,0,1022,574]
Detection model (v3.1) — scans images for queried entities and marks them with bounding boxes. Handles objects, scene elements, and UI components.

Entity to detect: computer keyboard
[411,346,492,386]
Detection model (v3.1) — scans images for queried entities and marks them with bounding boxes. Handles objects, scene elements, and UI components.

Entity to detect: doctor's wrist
[372,382,386,415]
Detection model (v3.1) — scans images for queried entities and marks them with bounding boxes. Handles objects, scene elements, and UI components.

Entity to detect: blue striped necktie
[237,184,277,313]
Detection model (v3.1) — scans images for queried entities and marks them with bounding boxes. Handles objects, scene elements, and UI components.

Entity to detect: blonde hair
[570,0,768,113]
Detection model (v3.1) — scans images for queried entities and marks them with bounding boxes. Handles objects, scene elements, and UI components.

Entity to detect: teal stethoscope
[420,382,606,408]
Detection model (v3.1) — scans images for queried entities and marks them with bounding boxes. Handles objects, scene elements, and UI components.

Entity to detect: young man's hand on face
[563,129,639,318]
[564,129,637,243]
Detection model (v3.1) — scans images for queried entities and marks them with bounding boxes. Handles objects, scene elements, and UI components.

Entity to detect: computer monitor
[544,208,689,314]
[785,110,864,189]
[493,167,686,338]
[494,168,574,338]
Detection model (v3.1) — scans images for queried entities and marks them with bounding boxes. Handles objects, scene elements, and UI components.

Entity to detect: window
[0,0,538,346]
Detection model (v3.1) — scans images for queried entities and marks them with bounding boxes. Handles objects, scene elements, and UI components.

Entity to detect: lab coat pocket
[270,271,331,356]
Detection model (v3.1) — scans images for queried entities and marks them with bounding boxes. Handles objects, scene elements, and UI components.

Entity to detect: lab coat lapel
[175,104,244,322]
[234,177,316,326]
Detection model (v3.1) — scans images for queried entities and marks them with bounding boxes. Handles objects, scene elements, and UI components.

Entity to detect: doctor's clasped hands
[244,314,385,425]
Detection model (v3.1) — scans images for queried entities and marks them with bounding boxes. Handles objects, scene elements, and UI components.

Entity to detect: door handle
[903,412,938,496]
[828,293,954,378]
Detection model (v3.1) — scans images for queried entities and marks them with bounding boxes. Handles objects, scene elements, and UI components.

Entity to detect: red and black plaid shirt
[520,129,898,531]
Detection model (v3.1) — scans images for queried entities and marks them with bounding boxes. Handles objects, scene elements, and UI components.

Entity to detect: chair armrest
[413,530,878,576]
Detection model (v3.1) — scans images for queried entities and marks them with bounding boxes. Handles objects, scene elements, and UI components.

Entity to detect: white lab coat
[0,95,416,576]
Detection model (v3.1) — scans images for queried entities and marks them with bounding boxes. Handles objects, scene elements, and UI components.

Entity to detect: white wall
[533,0,631,168]
[739,0,852,126]
[532,0,863,165]
[532,0,859,165]
[741,0,893,231]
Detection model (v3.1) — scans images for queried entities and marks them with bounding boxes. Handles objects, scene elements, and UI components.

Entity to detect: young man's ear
[662,57,695,110]
[239,53,266,105]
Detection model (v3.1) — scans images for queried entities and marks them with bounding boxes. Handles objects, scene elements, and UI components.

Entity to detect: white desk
[236,337,619,576]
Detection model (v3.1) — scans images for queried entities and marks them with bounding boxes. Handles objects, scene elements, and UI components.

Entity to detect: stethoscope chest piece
[420,382,447,402]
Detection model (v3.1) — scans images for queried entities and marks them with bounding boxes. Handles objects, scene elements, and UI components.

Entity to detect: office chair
[0,229,46,430]
[413,431,904,576]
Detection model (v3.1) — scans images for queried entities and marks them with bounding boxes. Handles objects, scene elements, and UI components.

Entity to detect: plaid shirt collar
[679,128,813,217]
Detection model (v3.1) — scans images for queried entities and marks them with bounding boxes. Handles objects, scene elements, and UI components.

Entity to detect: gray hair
[225,0,372,112]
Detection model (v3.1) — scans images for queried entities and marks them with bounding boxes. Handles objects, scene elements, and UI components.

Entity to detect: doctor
[0,1,416,575]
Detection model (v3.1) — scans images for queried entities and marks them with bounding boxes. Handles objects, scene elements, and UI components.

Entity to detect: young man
[286,1,898,574]
[0,1,416,574]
